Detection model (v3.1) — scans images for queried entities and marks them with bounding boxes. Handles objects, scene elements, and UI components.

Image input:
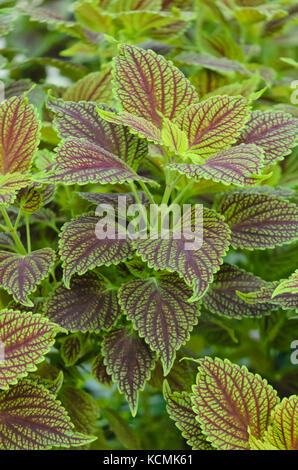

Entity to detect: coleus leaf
[60,335,82,366]
[92,353,113,387]
[237,270,298,311]
[0,248,55,306]
[202,263,277,318]
[172,95,249,159]
[0,96,40,175]
[62,66,113,104]
[0,380,95,450]
[175,52,248,75]
[102,327,155,416]
[38,138,152,186]
[237,110,298,166]
[163,381,214,450]
[59,214,133,287]
[46,272,121,332]
[216,190,298,249]
[191,357,279,450]
[98,43,199,143]
[168,144,264,186]
[77,191,149,209]
[47,97,148,170]
[261,396,298,450]
[135,207,231,301]
[58,386,100,436]
[0,310,61,390]
[119,273,200,374]
[114,44,199,125]
[0,173,31,206]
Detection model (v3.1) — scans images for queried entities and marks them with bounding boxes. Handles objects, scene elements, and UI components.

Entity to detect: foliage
[0,0,297,451]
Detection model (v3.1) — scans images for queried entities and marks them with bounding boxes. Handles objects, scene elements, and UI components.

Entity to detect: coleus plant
[0,40,297,451]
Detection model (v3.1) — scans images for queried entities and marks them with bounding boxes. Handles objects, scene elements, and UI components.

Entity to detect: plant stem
[171,180,194,206]
[0,206,27,254]
[139,181,156,205]
[14,210,22,230]
[129,181,150,231]
[25,215,31,253]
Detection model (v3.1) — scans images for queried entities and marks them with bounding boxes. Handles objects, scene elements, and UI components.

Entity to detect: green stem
[171,181,194,206]
[139,181,156,205]
[25,215,31,253]
[14,210,22,230]
[129,182,150,231]
[0,206,27,254]
[161,173,181,206]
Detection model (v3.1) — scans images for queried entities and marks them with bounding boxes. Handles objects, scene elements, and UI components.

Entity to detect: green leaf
[173,95,249,159]
[262,396,298,450]
[191,357,279,450]
[46,272,122,332]
[0,248,55,306]
[163,381,214,450]
[119,273,200,374]
[58,386,100,436]
[102,327,155,416]
[103,408,140,450]
[0,310,61,390]
[62,66,113,104]
[60,335,82,366]
[0,380,95,450]
[203,263,277,318]
[59,215,133,287]
[135,207,231,301]
[0,173,31,206]
[216,190,298,249]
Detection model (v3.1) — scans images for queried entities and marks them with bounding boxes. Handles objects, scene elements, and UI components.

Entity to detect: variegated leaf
[47,97,147,170]
[63,66,113,104]
[59,215,133,287]
[0,248,55,306]
[102,327,156,416]
[173,95,249,159]
[0,96,40,175]
[203,263,277,318]
[237,110,298,166]
[0,380,95,450]
[191,357,279,450]
[37,138,151,186]
[168,144,264,185]
[46,272,121,332]
[216,191,298,249]
[164,381,214,450]
[0,173,31,206]
[135,207,231,301]
[0,310,61,390]
[119,273,200,374]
